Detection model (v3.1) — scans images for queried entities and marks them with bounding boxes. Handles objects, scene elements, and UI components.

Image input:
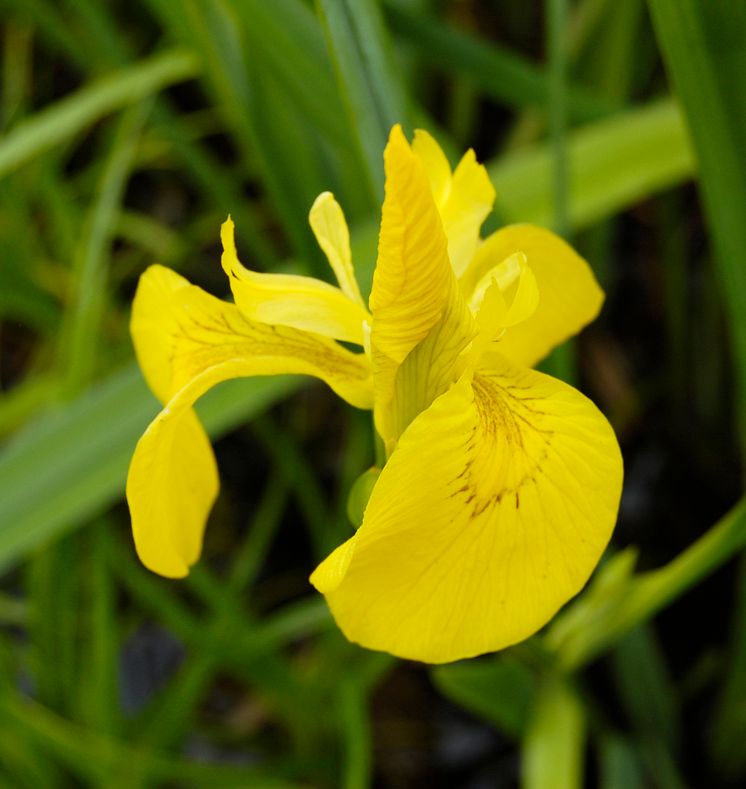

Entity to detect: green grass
[0,0,744,785]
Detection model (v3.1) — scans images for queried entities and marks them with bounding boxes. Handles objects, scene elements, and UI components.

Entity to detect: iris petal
[221,217,369,346]
[311,354,622,663]
[309,192,365,307]
[127,264,372,576]
[461,224,604,367]
[412,129,496,276]
[371,125,476,450]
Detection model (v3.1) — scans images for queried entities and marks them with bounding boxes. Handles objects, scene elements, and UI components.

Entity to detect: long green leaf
[523,677,585,789]
[0,364,301,570]
[547,496,746,669]
[59,102,151,395]
[647,0,746,451]
[432,655,537,739]
[491,97,694,230]
[226,0,347,146]
[317,0,409,202]
[0,49,198,179]
[384,0,618,122]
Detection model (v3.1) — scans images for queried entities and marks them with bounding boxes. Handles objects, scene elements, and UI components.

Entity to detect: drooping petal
[309,192,365,306]
[311,355,622,663]
[412,129,495,277]
[221,217,370,346]
[132,265,372,409]
[371,125,476,450]
[461,224,604,367]
[127,405,217,578]
[127,265,373,577]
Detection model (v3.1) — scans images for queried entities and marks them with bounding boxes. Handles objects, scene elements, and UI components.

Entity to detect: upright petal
[128,265,373,577]
[311,355,622,663]
[412,129,495,276]
[221,218,370,346]
[460,224,604,367]
[371,126,476,449]
[309,192,365,306]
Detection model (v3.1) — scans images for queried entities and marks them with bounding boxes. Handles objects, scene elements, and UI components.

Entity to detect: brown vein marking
[451,373,555,519]
[167,298,369,384]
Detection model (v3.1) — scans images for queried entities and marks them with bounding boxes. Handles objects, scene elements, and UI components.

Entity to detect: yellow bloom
[127,125,623,663]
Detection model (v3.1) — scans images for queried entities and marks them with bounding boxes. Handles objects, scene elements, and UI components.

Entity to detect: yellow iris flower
[127,125,623,664]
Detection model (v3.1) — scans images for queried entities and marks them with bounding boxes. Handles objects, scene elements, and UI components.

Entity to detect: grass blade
[647,0,746,451]
[0,49,198,180]
[491,97,694,231]
[523,677,585,789]
[317,0,409,202]
[384,0,618,122]
[547,496,746,668]
[0,364,301,571]
[59,102,151,395]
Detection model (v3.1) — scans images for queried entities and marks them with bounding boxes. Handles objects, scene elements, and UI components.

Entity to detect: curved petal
[461,224,604,367]
[309,192,365,306]
[311,355,622,663]
[127,406,216,578]
[371,125,475,450]
[127,265,373,577]
[221,218,370,346]
[133,265,372,409]
[412,129,495,276]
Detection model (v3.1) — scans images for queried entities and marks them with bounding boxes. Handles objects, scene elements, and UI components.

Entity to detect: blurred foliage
[0,0,744,786]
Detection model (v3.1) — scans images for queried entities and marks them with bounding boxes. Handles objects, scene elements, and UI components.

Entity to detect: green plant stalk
[338,679,372,789]
[1,694,299,787]
[0,49,198,179]
[523,676,585,789]
[547,0,570,238]
[647,0,746,454]
[542,0,576,384]
[60,102,150,396]
[490,97,694,231]
[384,0,618,122]
[645,3,746,772]
[316,0,409,202]
[549,496,746,669]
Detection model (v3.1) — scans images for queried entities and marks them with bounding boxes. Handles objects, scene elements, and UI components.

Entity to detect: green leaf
[384,0,618,122]
[0,363,302,571]
[523,676,585,789]
[646,0,746,452]
[491,97,694,231]
[317,0,409,202]
[226,0,347,146]
[59,102,151,395]
[610,626,685,788]
[0,48,198,180]
[432,655,537,739]
[547,496,746,669]
[598,735,646,789]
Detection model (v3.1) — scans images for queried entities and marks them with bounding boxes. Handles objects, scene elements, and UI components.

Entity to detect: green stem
[546,0,570,237]
[550,496,746,669]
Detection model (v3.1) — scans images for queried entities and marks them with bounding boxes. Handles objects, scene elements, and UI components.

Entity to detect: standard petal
[221,217,370,346]
[371,125,476,449]
[311,356,622,663]
[309,192,365,306]
[461,224,604,367]
[412,129,495,277]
